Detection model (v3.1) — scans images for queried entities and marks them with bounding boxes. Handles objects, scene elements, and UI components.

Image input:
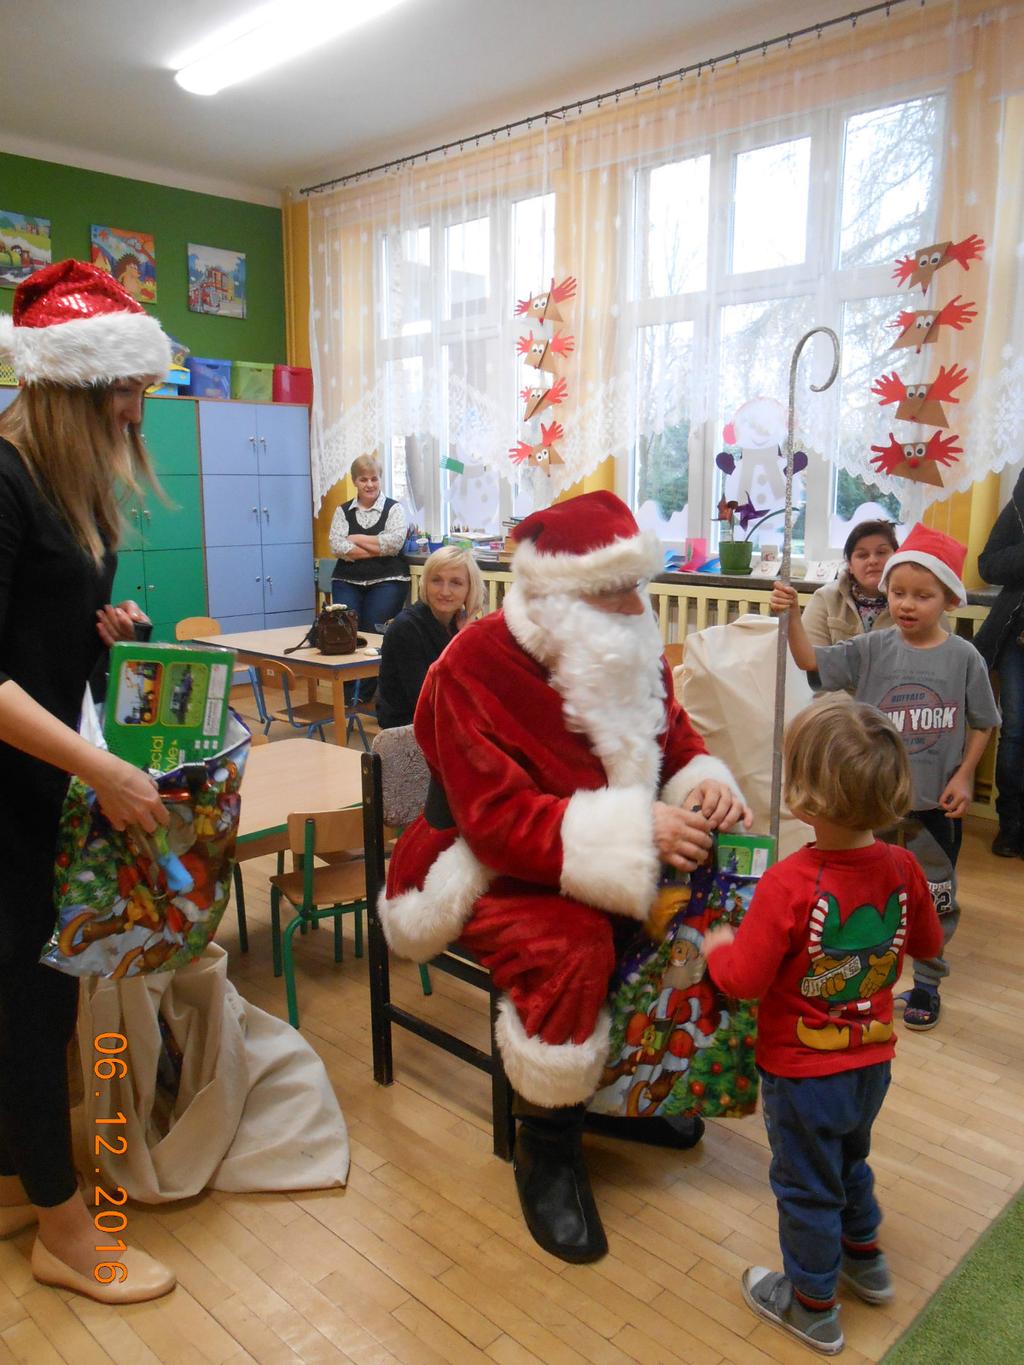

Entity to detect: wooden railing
[411,564,997,820]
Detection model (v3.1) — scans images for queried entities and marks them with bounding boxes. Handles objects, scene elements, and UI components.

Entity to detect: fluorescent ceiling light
[173,0,411,96]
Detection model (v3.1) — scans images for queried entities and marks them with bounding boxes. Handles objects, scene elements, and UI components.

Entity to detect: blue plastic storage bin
[185,356,233,398]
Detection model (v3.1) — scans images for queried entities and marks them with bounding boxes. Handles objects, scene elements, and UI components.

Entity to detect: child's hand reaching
[769,582,799,615]
[702,923,735,956]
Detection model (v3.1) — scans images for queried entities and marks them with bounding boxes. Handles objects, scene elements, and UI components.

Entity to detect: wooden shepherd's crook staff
[769,327,841,847]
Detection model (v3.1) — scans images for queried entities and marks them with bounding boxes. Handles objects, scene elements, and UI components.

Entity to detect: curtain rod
[300,0,922,196]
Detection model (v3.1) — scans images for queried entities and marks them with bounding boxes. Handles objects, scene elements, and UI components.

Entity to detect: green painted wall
[0,152,285,364]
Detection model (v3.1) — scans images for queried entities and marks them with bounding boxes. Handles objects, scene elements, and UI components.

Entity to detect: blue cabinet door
[257,475,313,545]
[207,545,265,617]
[202,475,262,547]
[255,404,310,477]
[198,401,259,475]
[261,542,315,615]
[0,389,16,415]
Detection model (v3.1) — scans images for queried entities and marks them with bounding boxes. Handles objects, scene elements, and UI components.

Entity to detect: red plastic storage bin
[273,364,313,404]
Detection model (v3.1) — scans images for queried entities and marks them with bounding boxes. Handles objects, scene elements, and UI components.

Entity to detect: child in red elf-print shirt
[703,697,941,1356]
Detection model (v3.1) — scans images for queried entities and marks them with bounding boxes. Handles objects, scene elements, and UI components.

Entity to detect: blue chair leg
[419,964,433,996]
[334,913,343,963]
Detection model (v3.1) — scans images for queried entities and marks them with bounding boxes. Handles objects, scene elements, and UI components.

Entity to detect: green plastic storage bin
[231,361,274,401]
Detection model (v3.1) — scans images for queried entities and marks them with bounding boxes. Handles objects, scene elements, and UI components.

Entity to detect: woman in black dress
[376,545,483,729]
[0,261,176,1303]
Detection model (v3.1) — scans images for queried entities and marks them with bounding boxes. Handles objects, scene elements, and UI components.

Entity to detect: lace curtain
[305,0,1024,555]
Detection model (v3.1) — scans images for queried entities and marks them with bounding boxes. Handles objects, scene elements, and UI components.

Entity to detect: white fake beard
[528,592,667,791]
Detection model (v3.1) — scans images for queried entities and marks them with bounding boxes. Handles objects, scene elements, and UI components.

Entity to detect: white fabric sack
[77,943,349,1201]
[675,614,814,860]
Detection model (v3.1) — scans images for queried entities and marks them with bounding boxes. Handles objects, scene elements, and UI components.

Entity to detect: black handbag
[285,605,364,656]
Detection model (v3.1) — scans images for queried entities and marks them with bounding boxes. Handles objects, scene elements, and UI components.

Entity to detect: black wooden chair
[360,727,514,1160]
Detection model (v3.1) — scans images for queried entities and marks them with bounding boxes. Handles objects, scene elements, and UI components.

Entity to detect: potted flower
[715,493,787,575]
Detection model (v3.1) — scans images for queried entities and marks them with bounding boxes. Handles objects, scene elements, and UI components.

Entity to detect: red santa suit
[382,492,742,1108]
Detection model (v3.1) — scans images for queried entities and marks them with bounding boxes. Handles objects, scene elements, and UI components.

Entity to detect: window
[378,192,555,538]
[629,94,945,558]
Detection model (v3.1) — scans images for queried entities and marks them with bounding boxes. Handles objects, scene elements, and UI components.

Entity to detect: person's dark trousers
[332,578,409,703]
[890,808,962,990]
[994,637,1024,840]
[759,1063,891,1305]
[0,952,80,1207]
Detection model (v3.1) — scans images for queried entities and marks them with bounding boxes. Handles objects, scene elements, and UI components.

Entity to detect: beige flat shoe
[0,1203,37,1239]
[31,1238,176,1304]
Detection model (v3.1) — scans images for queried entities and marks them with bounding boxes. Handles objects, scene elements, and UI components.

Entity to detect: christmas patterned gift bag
[589,834,773,1121]
[41,714,250,979]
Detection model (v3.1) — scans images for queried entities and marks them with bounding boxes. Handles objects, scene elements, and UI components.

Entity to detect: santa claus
[382,490,749,1262]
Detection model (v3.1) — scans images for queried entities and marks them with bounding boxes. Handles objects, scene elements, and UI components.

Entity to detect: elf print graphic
[796,888,908,1051]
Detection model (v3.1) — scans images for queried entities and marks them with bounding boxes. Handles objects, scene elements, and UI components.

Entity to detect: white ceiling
[2,0,860,205]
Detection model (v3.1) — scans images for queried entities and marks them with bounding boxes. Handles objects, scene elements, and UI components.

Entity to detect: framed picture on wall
[90,225,157,302]
[187,243,246,318]
[0,210,52,287]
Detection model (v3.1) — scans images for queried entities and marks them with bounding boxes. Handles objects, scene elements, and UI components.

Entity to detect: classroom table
[196,625,382,743]
[232,736,364,951]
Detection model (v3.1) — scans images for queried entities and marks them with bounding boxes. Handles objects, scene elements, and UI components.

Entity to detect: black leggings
[0,955,80,1207]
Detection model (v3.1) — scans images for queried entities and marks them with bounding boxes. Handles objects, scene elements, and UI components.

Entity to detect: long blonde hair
[0,383,156,565]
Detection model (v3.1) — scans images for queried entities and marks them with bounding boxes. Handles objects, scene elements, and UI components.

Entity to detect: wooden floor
[2,721,1022,1364]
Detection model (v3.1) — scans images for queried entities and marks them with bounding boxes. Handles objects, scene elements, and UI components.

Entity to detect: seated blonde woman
[376,546,484,730]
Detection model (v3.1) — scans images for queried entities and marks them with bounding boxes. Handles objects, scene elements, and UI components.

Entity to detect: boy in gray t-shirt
[772,524,999,1032]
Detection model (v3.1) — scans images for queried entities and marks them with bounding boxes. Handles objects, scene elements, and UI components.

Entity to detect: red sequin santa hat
[879,522,967,605]
[510,490,663,597]
[0,259,171,386]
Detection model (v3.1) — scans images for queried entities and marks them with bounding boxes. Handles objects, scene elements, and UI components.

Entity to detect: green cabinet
[112,399,208,640]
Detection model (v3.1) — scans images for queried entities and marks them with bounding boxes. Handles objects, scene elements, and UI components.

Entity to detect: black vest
[333,497,409,584]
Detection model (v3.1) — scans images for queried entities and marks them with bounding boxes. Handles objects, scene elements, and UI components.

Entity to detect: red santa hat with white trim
[509,489,663,597]
[0,259,171,387]
[878,522,968,606]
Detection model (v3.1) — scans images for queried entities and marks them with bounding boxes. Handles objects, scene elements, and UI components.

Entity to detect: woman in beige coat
[801,520,898,647]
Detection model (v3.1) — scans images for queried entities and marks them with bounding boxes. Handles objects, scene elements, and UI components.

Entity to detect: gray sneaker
[840,1251,893,1304]
[741,1267,844,1355]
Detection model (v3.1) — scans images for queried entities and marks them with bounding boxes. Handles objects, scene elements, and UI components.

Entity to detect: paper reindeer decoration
[869,431,962,486]
[521,376,568,421]
[871,364,967,428]
[889,296,977,353]
[509,420,565,472]
[515,275,577,324]
[892,234,985,293]
[516,330,576,373]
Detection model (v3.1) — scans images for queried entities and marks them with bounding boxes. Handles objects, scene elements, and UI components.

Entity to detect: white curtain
[306,0,1024,557]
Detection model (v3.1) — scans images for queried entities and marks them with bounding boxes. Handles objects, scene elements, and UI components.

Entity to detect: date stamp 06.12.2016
[92,1032,131,1285]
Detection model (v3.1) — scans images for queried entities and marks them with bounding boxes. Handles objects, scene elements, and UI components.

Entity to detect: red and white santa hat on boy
[879,522,967,605]
[509,489,663,597]
[0,259,171,387]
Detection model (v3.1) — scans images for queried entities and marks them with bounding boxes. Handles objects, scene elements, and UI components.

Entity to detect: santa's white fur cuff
[662,754,744,808]
[378,838,492,963]
[496,999,611,1107]
[560,785,659,920]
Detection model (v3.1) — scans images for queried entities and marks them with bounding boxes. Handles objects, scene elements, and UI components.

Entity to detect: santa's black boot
[512,1098,608,1263]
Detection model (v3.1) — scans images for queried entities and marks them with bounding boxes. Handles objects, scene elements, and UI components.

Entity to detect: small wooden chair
[174,615,221,640]
[270,808,367,1027]
[361,728,514,1160]
[250,659,334,740]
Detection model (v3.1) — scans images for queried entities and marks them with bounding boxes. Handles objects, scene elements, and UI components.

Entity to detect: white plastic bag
[676,614,814,859]
[77,944,349,1200]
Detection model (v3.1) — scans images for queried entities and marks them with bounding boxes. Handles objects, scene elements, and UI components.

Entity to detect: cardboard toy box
[104,642,235,772]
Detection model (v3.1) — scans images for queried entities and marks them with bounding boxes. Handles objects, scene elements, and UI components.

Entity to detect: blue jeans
[331,578,408,633]
[994,635,1024,833]
[760,1062,891,1303]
